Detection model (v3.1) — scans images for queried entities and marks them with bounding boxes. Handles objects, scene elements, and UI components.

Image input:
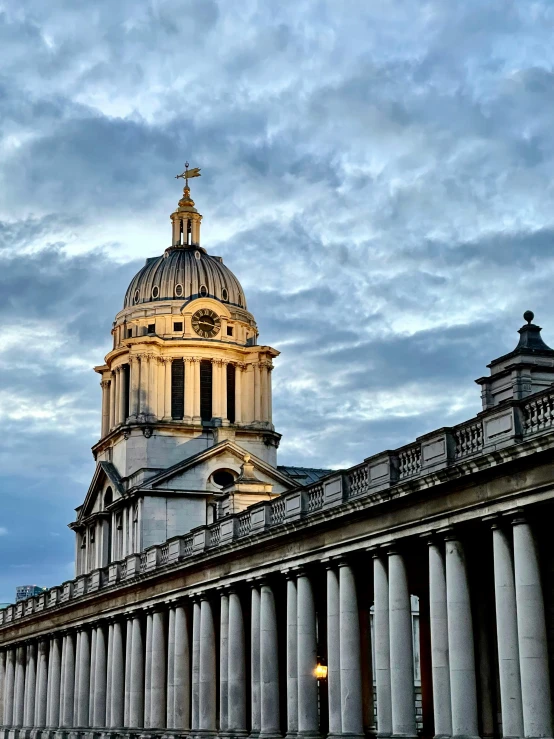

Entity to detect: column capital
[100,380,110,389]
[129,354,139,365]
[161,355,174,364]
[510,507,527,526]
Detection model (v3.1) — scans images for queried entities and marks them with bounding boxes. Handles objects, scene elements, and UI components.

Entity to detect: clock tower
[92,171,281,478]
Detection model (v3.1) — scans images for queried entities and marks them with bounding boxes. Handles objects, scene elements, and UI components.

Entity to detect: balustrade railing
[209,524,221,547]
[347,463,369,498]
[238,511,252,537]
[270,497,286,524]
[5,385,554,625]
[454,420,484,459]
[307,485,324,512]
[398,443,421,479]
[139,553,147,573]
[523,392,554,435]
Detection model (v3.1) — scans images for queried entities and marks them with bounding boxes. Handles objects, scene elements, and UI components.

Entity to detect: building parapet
[2,386,554,628]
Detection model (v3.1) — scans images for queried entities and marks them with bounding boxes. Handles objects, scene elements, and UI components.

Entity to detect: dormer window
[200,285,208,298]
[222,288,228,301]
[152,286,159,299]
[134,289,140,304]
[175,284,183,297]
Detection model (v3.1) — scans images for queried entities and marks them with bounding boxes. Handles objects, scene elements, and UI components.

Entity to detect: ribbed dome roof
[123,246,247,310]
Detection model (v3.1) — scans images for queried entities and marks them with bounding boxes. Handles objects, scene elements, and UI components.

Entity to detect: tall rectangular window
[171,359,185,419]
[226,363,236,423]
[200,360,213,422]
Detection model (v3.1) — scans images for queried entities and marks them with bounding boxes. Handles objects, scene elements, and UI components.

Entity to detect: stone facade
[1,181,554,739]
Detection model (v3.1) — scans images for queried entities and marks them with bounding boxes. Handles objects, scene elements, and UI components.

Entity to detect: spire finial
[175,162,201,190]
[523,310,535,325]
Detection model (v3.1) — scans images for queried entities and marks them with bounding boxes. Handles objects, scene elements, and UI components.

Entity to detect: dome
[123,246,247,310]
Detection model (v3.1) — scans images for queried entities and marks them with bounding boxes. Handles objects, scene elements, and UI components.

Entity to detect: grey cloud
[2,0,554,597]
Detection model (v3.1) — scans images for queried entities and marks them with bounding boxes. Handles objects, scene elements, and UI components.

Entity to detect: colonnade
[1,515,552,739]
[100,356,273,436]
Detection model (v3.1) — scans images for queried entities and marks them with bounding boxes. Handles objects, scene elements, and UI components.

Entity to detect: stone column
[101,380,110,437]
[62,632,75,728]
[220,592,230,733]
[251,585,261,736]
[261,362,269,422]
[297,571,318,738]
[199,596,216,733]
[167,606,176,729]
[191,600,201,731]
[14,645,26,727]
[512,513,553,739]
[0,649,5,725]
[373,553,392,737]
[174,604,191,731]
[35,639,49,728]
[119,364,127,424]
[192,358,201,423]
[144,611,153,728]
[106,621,114,726]
[148,353,158,419]
[88,627,97,727]
[221,359,228,421]
[151,608,166,729]
[445,532,478,739]
[129,356,140,418]
[235,363,243,423]
[182,358,193,421]
[243,364,254,423]
[339,560,363,737]
[388,549,416,738]
[73,630,81,722]
[228,589,247,735]
[163,357,173,420]
[287,574,299,739]
[114,367,122,425]
[77,628,90,727]
[109,372,116,430]
[110,620,125,728]
[3,648,15,727]
[428,540,452,738]
[327,565,341,738]
[267,366,273,424]
[47,638,61,728]
[24,642,37,728]
[93,624,107,728]
[254,363,261,422]
[489,522,524,739]
[212,359,221,419]
[129,613,144,729]
[260,581,280,738]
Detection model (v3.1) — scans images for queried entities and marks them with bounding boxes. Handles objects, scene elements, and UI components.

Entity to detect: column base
[258,733,282,739]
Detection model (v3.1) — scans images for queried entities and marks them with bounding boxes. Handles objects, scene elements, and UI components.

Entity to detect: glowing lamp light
[314,663,328,680]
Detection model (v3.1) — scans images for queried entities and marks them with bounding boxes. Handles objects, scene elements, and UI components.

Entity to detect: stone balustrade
[1,388,552,627]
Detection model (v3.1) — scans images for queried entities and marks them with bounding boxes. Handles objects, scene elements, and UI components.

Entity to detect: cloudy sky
[1,0,554,600]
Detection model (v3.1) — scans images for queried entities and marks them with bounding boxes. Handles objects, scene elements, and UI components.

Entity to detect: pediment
[139,440,294,495]
[73,462,124,525]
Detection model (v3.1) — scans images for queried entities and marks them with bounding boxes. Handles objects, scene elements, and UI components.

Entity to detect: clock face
[192,308,221,338]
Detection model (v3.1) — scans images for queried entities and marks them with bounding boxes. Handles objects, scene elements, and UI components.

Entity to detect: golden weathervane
[175,162,201,188]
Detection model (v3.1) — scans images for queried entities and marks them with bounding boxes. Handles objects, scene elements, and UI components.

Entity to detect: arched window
[104,487,113,508]
[200,360,212,422]
[211,469,235,488]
